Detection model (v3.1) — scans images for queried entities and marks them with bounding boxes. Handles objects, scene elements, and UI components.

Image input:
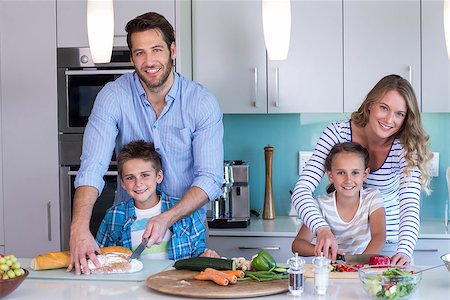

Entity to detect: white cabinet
[192,0,343,114]
[57,0,175,48]
[0,1,60,256]
[207,236,294,263]
[343,0,421,112]
[413,238,450,265]
[422,0,450,112]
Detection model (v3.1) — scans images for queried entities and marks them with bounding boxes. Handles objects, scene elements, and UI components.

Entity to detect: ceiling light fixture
[87,0,114,63]
[444,0,450,59]
[262,0,291,60]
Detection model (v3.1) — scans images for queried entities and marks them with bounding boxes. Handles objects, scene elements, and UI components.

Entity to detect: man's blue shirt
[74,71,224,218]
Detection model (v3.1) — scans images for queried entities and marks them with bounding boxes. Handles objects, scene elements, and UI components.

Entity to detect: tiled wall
[223,113,450,219]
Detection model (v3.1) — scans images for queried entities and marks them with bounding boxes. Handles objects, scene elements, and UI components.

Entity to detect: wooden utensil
[263,145,275,219]
[147,269,288,298]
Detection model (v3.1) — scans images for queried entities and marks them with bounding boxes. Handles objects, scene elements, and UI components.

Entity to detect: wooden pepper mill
[263,145,275,219]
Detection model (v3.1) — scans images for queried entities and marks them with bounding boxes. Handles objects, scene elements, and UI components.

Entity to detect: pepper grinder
[263,145,275,219]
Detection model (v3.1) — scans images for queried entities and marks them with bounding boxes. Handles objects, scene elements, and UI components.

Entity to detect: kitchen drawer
[207,236,294,263]
[413,238,450,265]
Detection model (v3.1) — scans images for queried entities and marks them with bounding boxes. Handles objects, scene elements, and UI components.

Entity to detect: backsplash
[223,113,450,220]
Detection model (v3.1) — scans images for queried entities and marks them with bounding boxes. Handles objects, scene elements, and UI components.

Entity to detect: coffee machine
[207,160,250,228]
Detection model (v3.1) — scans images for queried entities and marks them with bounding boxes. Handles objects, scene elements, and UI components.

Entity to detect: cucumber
[173,257,236,271]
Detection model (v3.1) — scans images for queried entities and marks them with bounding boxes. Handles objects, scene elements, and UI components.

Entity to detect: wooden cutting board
[146,269,288,298]
[304,264,358,279]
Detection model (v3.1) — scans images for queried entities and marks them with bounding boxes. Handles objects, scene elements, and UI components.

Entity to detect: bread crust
[30,246,132,270]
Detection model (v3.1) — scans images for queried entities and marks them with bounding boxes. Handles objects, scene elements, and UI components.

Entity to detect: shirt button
[153,125,156,129]
[156,148,160,151]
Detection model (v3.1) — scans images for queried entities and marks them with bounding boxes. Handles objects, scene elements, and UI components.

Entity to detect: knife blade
[336,253,376,264]
[128,237,149,262]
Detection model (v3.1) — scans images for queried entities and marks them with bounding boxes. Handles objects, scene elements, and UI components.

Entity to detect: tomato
[369,255,391,266]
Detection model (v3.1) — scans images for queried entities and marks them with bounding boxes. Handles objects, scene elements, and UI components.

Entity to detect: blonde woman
[291,74,432,266]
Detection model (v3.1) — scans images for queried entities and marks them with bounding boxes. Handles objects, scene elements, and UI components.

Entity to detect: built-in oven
[57,47,134,133]
[58,47,134,250]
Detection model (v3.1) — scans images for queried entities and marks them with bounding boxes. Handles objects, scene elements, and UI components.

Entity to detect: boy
[96,140,218,260]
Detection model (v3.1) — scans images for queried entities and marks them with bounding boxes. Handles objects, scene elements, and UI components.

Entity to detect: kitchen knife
[336,253,376,264]
[128,237,149,262]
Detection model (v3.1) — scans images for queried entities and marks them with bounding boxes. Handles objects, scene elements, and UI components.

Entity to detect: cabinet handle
[253,67,258,107]
[414,249,438,252]
[275,67,280,107]
[238,246,280,251]
[67,170,118,176]
[408,65,412,84]
[47,201,52,241]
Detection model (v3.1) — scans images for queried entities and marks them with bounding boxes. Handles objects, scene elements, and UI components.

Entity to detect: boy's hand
[143,214,170,248]
[315,227,338,261]
[200,249,220,258]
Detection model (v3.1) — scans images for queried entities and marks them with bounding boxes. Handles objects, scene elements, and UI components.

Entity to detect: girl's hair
[325,142,369,194]
[117,140,162,179]
[351,74,433,194]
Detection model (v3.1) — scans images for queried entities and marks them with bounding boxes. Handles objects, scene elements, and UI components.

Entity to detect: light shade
[87,0,114,63]
[262,0,291,60]
[444,1,450,60]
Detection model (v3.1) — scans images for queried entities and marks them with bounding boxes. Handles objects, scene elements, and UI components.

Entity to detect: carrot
[203,268,238,284]
[194,272,229,286]
[221,270,245,278]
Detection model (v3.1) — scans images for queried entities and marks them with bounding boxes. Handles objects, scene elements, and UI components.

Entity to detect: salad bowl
[358,265,422,300]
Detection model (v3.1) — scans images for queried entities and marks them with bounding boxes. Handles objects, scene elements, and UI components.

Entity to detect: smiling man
[69,12,223,275]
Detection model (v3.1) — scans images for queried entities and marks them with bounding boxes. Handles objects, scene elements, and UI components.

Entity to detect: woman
[291,74,432,266]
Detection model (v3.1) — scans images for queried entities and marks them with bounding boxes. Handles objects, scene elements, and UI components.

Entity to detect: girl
[292,142,386,257]
[291,75,432,266]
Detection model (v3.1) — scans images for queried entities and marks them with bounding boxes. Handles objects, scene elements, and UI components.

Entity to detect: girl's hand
[390,253,410,266]
[314,227,338,261]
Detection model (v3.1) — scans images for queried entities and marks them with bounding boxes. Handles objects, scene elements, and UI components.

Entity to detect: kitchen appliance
[58,47,133,250]
[207,161,250,228]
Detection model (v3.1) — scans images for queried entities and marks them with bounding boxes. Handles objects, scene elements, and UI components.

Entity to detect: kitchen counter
[6,262,450,299]
[209,216,450,239]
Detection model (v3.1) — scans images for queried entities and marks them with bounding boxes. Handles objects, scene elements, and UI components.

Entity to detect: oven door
[57,68,134,134]
[60,166,118,250]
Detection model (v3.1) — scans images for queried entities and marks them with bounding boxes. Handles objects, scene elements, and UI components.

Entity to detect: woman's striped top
[291,120,422,259]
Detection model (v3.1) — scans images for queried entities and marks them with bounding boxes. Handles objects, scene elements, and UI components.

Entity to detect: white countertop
[209,217,450,239]
[6,263,450,300]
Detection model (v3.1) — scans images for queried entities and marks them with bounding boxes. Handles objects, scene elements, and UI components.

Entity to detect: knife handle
[336,254,345,261]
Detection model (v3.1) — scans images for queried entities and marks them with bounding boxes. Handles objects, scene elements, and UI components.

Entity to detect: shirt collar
[134,70,179,105]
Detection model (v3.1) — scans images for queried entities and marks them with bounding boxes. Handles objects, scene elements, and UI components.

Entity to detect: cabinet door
[268,0,343,113]
[343,0,421,112]
[192,0,267,114]
[414,238,450,265]
[1,1,61,256]
[57,0,175,48]
[422,0,450,112]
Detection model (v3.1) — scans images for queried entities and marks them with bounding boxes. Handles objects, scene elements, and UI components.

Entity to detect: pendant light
[87,0,114,63]
[262,0,291,60]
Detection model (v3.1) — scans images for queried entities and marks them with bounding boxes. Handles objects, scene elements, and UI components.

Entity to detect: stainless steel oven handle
[68,170,118,176]
[65,69,134,76]
[47,201,52,241]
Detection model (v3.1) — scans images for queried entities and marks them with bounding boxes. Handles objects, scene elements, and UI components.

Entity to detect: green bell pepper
[251,249,277,271]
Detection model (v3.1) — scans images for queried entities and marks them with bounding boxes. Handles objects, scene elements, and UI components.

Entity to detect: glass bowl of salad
[358,265,422,300]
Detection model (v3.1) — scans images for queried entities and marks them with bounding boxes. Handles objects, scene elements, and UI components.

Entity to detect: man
[69,12,223,274]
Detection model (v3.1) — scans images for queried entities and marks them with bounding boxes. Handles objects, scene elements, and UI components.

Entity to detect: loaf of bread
[30,246,132,271]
